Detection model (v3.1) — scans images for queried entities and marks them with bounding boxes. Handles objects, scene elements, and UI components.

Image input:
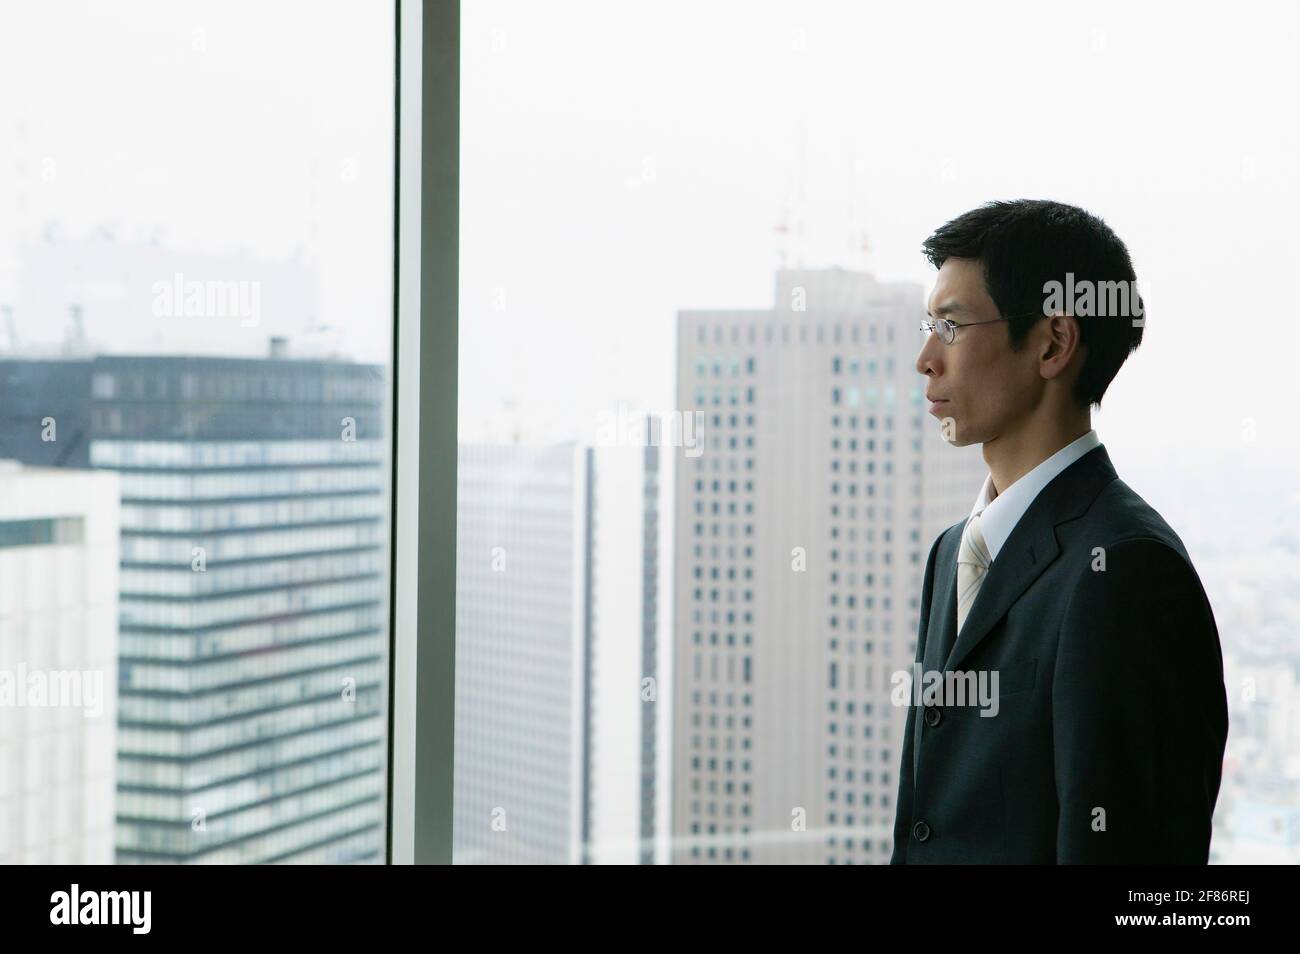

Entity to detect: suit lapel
[941,517,1060,671]
[940,445,1119,673]
[925,530,960,675]
[916,525,961,782]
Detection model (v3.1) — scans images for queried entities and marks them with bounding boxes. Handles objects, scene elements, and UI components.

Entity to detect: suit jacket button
[924,705,942,727]
[913,821,931,843]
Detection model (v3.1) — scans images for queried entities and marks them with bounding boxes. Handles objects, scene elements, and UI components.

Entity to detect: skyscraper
[0,462,120,863]
[581,430,663,865]
[638,439,662,865]
[671,267,985,864]
[0,353,389,863]
[454,442,586,864]
[455,434,665,866]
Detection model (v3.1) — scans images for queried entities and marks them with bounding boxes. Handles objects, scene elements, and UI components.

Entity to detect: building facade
[0,354,389,863]
[0,463,120,863]
[454,442,586,864]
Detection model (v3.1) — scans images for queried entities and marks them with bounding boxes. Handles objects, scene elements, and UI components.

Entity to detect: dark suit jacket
[890,445,1228,864]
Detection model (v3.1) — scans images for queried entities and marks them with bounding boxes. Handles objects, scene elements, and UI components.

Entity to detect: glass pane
[0,0,395,863]
[459,1,1294,864]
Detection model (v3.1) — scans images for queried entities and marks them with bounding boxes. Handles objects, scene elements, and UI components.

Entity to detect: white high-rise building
[583,434,665,865]
[0,462,120,863]
[671,267,985,864]
[453,443,587,864]
[454,437,668,866]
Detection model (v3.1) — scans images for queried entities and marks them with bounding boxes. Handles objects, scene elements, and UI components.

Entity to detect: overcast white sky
[459,0,1299,470]
[0,0,394,361]
[3,0,1297,473]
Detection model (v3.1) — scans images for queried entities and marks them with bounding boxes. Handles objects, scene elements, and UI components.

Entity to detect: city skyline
[2,0,1295,867]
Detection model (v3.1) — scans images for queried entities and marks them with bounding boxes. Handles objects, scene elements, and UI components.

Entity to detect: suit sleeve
[890,530,943,864]
[1052,537,1228,863]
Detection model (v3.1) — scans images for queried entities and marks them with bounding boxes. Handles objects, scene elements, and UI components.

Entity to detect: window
[0,0,394,865]
[2,0,1285,873]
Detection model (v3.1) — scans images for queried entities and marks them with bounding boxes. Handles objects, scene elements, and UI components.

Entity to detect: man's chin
[937,416,975,447]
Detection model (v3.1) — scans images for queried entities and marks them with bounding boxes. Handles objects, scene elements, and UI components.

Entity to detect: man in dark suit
[891,200,1228,864]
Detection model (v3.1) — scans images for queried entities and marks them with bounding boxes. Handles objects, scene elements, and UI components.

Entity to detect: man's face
[916,257,1043,447]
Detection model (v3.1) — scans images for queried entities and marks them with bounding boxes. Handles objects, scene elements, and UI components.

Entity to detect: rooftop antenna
[845,197,871,274]
[794,114,808,269]
[774,115,811,271]
[774,202,790,270]
[65,303,85,351]
[843,131,873,275]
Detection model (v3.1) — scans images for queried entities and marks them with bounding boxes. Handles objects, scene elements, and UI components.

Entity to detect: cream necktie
[956,512,991,636]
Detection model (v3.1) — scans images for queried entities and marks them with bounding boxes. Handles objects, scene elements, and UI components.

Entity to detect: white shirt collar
[969,429,1102,563]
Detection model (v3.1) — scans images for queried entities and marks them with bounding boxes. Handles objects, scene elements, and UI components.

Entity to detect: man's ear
[1039,312,1082,381]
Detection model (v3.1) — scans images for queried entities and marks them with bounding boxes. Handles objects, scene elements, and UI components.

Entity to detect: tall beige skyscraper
[671,267,985,864]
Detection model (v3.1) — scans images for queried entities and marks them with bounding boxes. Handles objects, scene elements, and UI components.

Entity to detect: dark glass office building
[0,354,389,863]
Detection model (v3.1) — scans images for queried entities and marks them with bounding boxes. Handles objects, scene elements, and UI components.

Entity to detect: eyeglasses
[919,312,1045,345]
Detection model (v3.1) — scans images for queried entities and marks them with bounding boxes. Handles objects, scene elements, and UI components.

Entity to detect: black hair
[921,199,1144,408]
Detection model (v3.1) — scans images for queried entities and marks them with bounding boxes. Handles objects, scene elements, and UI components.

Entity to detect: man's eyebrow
[925,301,965,318]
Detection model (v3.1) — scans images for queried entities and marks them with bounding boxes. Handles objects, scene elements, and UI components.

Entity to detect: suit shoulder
[1080,477,1193,565]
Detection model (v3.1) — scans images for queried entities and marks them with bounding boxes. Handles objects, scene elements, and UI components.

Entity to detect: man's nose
[916,333,943,377]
